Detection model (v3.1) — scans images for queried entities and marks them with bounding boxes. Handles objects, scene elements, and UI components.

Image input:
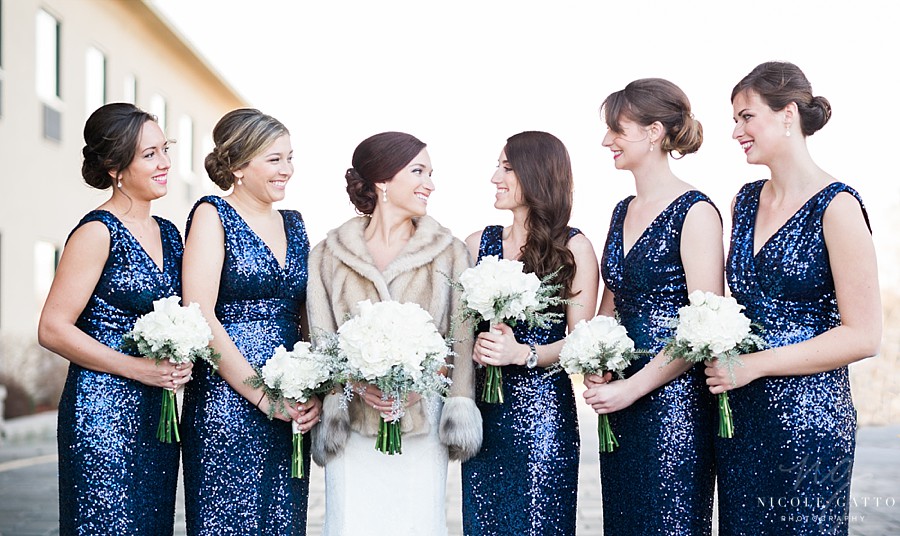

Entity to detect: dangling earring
[381,186,388,202]
[117,178,122,188]
[236,176,243,186]
[649,141,655,152]
[785,123,792,137]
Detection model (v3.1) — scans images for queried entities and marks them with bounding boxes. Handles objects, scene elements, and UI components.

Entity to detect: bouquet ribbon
[291,420,305,478]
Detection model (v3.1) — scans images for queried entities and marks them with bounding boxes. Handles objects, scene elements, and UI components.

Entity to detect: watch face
[527,347,538,368]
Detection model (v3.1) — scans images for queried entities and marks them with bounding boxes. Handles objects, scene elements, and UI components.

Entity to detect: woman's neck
[365,207,416,246]
[227,188,274,216]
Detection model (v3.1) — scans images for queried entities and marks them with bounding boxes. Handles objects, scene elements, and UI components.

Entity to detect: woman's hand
[131,358,193,390]
[583,377,640,414]
[705,353,762,394]
[582,372,613,389]
[356,383,421,421]
[282,396,322,432]
[473,323,527,367]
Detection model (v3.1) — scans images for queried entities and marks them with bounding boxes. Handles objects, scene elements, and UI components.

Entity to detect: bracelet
[255,392,266,408]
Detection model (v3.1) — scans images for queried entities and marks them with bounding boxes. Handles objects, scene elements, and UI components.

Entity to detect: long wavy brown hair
[504,131,578,298]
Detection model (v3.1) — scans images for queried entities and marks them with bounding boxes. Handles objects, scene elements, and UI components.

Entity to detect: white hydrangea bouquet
[122,295,220,443]
[334,300,452,455]
[555,315,640,453]
[246,342,337,478]
[663,290,766,438]
[452,255,565,404]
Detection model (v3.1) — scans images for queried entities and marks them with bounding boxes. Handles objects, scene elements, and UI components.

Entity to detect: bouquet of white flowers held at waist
[334,299,452,455]
[452,255,566,404]
[556,315,640,453]
[246,342,337,478]
[122,295,220,443]
[663,290,766,438]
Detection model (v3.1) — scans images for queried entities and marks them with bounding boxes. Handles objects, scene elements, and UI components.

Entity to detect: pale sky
[153,0,899,287]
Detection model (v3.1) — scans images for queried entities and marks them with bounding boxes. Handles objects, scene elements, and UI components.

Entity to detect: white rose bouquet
[246,342,337,478]
[556,315,640,453]
[122,295,220,443]
[663,290,766,438]
[452,255,566,404]
[334,300,451,455]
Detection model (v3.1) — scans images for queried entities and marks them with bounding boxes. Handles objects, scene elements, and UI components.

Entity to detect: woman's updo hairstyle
[204,108,289,190]
[345,131,426,215]
[601,78,703,157]
[81,103,157,190]
[731,61,831,137]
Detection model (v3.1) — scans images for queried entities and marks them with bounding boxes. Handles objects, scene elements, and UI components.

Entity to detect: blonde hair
[204,108,289,190]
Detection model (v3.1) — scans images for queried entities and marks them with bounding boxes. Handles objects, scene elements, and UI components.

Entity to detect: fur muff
[439,396,483,462]
[311,392,350,466]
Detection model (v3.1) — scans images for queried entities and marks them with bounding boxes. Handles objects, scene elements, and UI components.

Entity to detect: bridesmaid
[583,78,721,535]
[461,131,600,536]
[180,108,320,535]
[710,61,881,535]
[38,103,191,534]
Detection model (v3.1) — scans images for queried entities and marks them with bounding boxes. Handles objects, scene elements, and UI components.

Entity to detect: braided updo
[204,109,289,190]
[81,103,157,190]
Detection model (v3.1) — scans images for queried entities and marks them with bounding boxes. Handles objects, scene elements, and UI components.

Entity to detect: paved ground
[1,392,898,535]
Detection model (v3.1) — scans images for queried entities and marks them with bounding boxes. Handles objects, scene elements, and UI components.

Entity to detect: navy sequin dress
[599,191,718,536]
[461,225,581,536]
[718,180,868,536]
[181,196,310,535]
[58,210,183,535]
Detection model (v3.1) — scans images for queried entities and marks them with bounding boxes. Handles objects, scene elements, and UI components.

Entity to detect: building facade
[0,0,246,336]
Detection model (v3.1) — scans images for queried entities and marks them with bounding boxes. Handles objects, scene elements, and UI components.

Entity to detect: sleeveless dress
[57,210,183,535]
[599,191,718,536]
[181,195,311,536]
[461,225,581,536]
[718,180,868,536]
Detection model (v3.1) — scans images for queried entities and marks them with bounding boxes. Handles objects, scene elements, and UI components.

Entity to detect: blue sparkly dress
[599,191,718,536]
[461,225,581,536]
[181,196,310,536]
[57,210,183,535]
[719,180,868,536]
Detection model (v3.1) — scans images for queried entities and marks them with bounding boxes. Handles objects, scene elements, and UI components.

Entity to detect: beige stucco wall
[0,0,246,336]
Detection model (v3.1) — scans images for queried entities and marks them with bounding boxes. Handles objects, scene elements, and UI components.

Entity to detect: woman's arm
[38,222,189,388]
[586,201,724,412]
[706,192,881,393]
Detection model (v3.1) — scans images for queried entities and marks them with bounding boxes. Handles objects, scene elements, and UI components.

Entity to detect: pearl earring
[117,178,122,188]
[649,141,655,152]
[381,186,388,202]
[237,178,243,186]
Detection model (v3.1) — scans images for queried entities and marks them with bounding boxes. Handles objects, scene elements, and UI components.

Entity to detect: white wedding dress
[323,396,448,536]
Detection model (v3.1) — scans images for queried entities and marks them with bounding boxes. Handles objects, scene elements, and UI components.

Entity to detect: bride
[306,131,482,535]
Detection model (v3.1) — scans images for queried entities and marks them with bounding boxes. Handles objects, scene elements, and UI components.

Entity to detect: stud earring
[381,186,388,202]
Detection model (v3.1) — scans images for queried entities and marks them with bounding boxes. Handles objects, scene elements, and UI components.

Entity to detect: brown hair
[601,78,703,157]
[731,61,831,136]
[504,131,578,298]
[204,108,289,190]
[345,132,427,215]
[81,103,157,189]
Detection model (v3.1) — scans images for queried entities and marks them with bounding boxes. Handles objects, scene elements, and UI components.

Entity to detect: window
[178,115,194,177]
[123,74,136,104]
[149,93,167,133]
[35,9,61,102]
[85,46,106,117]
[34,240,59,323]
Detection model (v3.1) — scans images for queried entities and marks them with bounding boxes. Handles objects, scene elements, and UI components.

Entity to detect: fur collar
[324,215,455,297]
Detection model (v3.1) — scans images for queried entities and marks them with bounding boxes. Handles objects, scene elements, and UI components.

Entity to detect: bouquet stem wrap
[377,416,403,455]
[291,421,304,478]
[157,388,180,443]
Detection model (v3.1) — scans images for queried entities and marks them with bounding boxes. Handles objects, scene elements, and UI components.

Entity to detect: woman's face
[118,120,170,200]
[382,148,434,218]
[233,134,293,203]
[732,90,789,166]
[600,116,651,171]
[491,149,524,210]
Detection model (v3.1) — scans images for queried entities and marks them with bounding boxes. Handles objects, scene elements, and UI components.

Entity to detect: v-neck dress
[181,195,310,536]
[461,225,582,536]
[58,210,183,535]
[718,180,869,536]
[599,191,718,536]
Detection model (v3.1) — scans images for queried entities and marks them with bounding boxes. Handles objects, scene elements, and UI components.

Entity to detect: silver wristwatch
[526,343,539,369]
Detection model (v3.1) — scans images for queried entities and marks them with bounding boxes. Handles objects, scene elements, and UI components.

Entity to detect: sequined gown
[719,180,867,536]
[599,191,718,536]
[461,225,581,536]
[181,196,310,535]
[57,210,183,535]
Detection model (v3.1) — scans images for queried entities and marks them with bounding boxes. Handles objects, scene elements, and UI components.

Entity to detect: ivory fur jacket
[307,215,482,465]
